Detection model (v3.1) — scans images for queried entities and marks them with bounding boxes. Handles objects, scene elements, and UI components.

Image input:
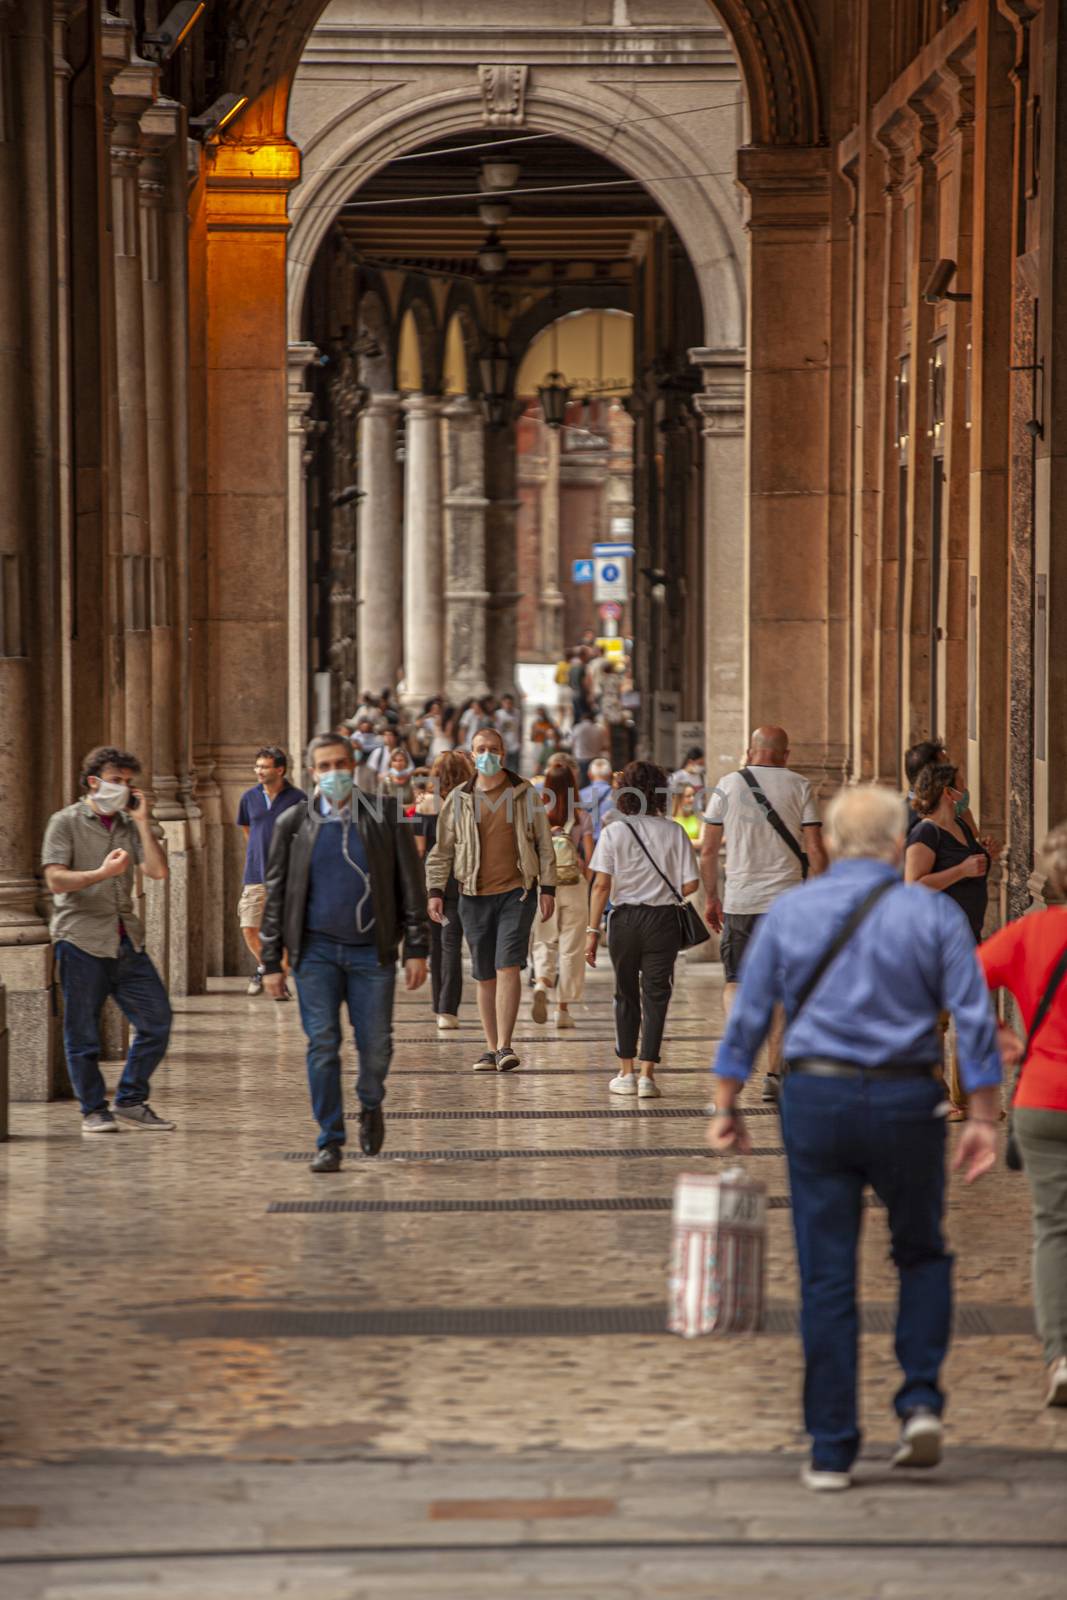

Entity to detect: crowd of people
[36,705,1067,1487]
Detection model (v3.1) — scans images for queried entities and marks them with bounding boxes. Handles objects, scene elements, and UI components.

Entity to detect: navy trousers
[780,1070,952,1472]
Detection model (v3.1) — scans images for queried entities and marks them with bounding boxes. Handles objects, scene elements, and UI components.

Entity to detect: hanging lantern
[479,337,512,430]
[538,371,571,429]
[480,158,521,193]
[477,231,507,275]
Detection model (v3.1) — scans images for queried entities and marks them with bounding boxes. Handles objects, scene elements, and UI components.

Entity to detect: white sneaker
[637,1076,661,1098]
[891,1409,943,1469]
[531,986,548,1025]
[609,1073,637,1096]
[1046,1357,1067,1407]
[801,1466,851,1493]
[436,1014,459,1031]
[555,1008,575,1030]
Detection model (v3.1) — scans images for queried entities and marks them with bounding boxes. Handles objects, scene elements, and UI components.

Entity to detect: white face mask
[92,778,129,816]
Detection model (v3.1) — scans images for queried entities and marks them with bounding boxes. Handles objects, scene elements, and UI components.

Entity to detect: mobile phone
[127,793,140,812]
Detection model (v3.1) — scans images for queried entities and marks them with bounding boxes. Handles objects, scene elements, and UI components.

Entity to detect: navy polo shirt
[237,782,306,885]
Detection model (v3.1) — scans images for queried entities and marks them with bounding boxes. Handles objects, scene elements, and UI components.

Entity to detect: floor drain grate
[392,1034,717,1045]
[386,1067,710,1076]
[139,1301,1034,1341]
[265,1195,797,1215]
[345,1107,730,1121]
[278,1146,786,1162]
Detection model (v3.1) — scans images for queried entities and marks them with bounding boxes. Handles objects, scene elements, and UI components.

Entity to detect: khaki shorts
[237,883,268,930]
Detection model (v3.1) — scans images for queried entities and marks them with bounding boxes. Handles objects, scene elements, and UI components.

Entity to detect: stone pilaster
[401,393,445,708]
[442,397,491,702]
[287,342,317,786]
[737,145,845,788]
[357,392,403,694]
[0,0,57,1098]
[538,422,564,661]
[690,348,746,779]
[485,418,521,698]
[108,49,158,785]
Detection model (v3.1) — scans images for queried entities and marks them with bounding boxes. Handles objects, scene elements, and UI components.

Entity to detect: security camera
[922,258,972,304]
[189,92,248,140]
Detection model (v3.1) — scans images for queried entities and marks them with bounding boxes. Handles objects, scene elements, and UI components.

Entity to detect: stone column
[485,417,521,697]
[691,349,746,778]
[539,421,565,660]
[401,393,445,707]
[442,397,491,701]
[288,343,317,784]
[737,146,844,786]
[357,392,403,693]
[0,0,56,1097]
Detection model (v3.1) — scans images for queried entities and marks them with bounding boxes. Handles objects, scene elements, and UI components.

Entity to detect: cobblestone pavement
[1,964,1064,1596]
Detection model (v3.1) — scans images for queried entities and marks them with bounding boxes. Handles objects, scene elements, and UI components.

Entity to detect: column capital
[441,395,481,424]
[690,347,745,434]
[402,392,444,419]
[362,390,401,419]
[287,341,319,391]
[736,144,832,231]
[204,139,301,233]
[140,95,182,154]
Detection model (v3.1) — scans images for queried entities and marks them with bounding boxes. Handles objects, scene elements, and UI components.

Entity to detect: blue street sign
[600,562,621,584]
[572,559,595,583]
[593,541,636,559]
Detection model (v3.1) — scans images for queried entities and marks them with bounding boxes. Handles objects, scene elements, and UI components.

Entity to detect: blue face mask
[318,769,354,808]
[475,750,502,778]
[955,787,970,819]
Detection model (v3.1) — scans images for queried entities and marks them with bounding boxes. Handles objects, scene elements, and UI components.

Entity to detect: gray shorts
[459,888,539,981]
[720,912,764,984]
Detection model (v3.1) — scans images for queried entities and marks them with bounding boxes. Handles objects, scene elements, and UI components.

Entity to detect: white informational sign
[594,556,628,603]
[676,721,705,765]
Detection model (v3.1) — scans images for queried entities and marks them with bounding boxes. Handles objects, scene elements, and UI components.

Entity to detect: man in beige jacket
[427,727,556,1072]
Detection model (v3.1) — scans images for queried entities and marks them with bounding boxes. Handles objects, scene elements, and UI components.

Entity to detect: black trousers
[430,887,463,1017]
[607,903,681,1063]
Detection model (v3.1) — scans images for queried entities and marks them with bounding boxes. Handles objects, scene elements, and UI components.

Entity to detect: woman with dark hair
[417,749,475,1031]
[585,761,698,1098]
[530,765,593,1029]
[905,763,992,941]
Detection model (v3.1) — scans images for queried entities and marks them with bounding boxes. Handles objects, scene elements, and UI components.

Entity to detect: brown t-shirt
[475,782,523,894]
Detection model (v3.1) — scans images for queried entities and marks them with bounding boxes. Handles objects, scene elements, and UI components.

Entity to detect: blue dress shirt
[714,858,1001,1093]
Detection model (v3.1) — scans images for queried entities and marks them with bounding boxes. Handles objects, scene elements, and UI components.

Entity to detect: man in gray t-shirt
[700,726,827,1101]
[41,746,176,1136]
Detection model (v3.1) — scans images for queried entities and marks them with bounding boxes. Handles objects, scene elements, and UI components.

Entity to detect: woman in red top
[978,824,1067,1408]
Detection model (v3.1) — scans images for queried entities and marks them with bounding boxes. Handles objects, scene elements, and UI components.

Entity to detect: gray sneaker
[246,970,264,996]
[114,1103,177,1132]
[82,1109,118,1136]
[496,1045,520,1072]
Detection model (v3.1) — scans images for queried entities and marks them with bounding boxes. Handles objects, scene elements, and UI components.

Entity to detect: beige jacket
[426,773,557,899]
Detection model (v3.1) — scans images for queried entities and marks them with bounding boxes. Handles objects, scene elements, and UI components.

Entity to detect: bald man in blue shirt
[708,784,1002,1492]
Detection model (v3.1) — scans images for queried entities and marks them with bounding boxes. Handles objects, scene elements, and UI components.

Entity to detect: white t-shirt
[589,814,697,906]
[703,766,820,914]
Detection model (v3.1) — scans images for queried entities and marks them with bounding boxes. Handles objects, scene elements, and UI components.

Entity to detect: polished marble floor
[1,958,1064,1594]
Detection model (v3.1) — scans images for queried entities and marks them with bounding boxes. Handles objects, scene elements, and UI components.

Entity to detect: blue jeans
[780,1071,951,1472]
[294,933,395,1149]
[55,937,173,1116]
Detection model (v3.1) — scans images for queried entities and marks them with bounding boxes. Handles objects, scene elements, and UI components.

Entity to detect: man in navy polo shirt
[237,747,305,998]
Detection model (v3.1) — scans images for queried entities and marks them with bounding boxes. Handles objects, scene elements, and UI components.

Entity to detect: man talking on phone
[41,746,175,1135]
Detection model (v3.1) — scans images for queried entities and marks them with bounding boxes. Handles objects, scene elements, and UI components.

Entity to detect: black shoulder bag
[739,767,809,880]
[1004,945,1067,1171]
[621,821,711,950]
[790,878,897,1021]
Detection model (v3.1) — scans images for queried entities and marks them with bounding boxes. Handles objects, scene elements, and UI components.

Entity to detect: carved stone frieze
[478,64,528,127]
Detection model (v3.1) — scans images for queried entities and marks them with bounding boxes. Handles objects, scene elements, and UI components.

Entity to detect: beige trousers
[532,879,588,1003]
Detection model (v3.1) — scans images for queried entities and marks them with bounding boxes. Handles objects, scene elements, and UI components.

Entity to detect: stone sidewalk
[1,1449,1064,1598]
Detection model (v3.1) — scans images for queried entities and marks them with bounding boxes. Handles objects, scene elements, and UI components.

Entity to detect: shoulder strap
[621,820,683,903]
[739,767,808,876]
[792,878,897,1019]
[1022,945,1067,1062]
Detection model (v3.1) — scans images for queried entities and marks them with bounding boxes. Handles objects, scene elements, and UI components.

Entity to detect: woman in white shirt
[586,761,699,1098]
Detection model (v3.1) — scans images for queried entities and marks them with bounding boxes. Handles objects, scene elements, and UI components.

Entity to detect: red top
[978,908,1067,1112]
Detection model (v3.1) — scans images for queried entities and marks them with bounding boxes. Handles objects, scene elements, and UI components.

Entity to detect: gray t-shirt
[589,814,696,906]
[40,801,145,958]
[703,766,820,914]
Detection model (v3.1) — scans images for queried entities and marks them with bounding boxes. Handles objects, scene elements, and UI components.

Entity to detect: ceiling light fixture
[538,371,571,429]
[479,336,512,429]
[478,199,511,228]
[480,157,521,193]
[478,232,508,275]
